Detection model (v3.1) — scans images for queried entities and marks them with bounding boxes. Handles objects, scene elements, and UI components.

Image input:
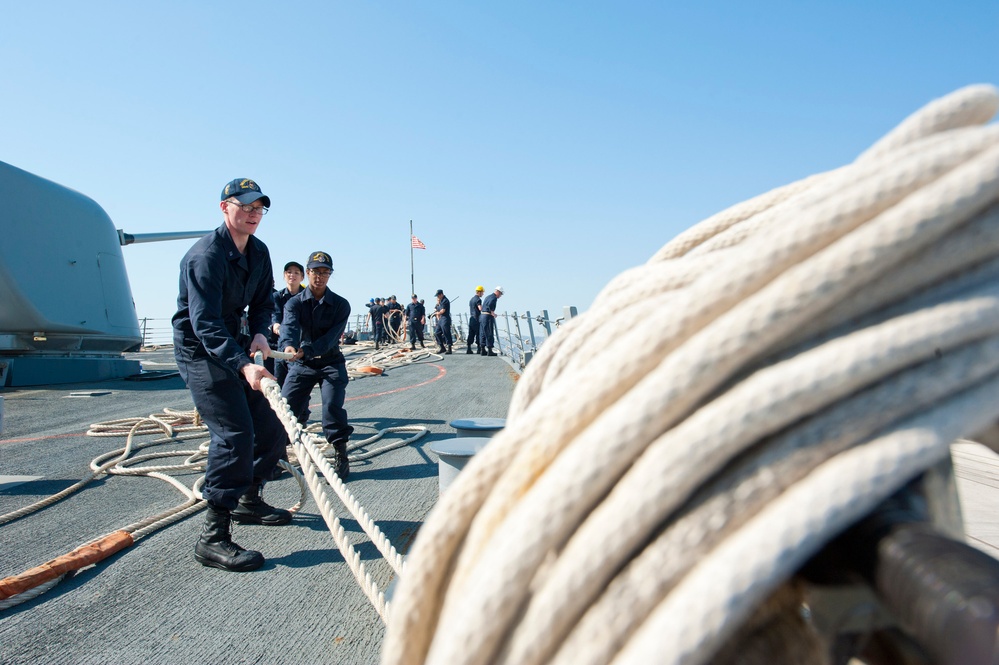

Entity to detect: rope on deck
[0,357,426,612]
[0,414,213,609]
[345,343,443,379]
[381,84,999,665]
[257,371,427,623]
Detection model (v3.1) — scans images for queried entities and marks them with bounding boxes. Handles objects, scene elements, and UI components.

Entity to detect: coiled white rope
[346,344,443,378]
[381,84,999,665]
[361,308,414,345]
[0,414,216,610]
[0,412,208,528]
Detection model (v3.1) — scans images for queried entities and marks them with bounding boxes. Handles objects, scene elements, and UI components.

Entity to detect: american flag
[411,235,427,250]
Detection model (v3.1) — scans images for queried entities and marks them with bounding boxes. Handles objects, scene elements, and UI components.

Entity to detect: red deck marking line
[346,364,446,402]
[1,432,82,445]
[6,365,447,443]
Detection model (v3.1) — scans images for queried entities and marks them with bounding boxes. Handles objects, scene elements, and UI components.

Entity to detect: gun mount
[0,160,207,386]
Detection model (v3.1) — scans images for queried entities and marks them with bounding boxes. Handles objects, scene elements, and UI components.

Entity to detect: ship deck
[3,346,999,664]
[0,345,518,665]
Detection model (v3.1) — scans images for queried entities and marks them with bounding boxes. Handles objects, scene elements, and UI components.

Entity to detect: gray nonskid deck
[0,347,516,665]
[5,348,999,665]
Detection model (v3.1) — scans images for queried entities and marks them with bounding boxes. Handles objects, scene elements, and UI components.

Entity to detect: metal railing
[451,306,578,370]
[138,306,580,369]
[137,318,174,348]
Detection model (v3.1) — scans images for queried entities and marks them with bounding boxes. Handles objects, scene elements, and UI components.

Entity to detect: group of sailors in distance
[360,285,505,357]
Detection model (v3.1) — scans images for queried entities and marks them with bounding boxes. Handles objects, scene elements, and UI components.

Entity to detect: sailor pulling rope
[0,348,427,612]
[381,84,999,665]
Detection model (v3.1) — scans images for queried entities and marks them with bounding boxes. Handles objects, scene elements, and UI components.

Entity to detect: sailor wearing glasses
[173,177,291,573]
[278,251,354,480]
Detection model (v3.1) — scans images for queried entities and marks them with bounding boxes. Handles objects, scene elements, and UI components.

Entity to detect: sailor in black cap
[432,288,453,354]
[173,177,290,573]
[278,251,354,479]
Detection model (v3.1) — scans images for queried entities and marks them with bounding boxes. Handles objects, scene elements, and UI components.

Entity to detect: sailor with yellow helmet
[466,285,484,354]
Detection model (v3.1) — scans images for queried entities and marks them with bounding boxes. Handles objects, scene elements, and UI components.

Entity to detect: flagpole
[410,219,415,297]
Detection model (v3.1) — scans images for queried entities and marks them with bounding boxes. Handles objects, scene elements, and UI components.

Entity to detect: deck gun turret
[0,160,207,387]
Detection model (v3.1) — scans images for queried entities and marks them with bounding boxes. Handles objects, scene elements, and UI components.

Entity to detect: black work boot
[487,348,497,356]
[411,343,416,350]
[195,504,264,572]
[420,342,425,348]
[231,483,292,526]
[446,346,453,355]
[437,346,446,354]
[328,440,350,480]
[466,346,473,354]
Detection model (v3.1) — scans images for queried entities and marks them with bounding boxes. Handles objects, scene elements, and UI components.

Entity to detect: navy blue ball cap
[221,178,271,207]
[306,251,333,271]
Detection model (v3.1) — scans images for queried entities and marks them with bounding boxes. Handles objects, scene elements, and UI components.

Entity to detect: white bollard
[448,417,506,438]
[428,437,490,494]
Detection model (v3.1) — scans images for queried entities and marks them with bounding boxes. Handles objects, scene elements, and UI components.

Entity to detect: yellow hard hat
[475,285,484,292]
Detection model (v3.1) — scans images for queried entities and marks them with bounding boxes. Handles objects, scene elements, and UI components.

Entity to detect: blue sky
[2,2,997,327]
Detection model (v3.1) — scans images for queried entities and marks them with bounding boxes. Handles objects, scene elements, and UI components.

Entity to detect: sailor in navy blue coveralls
[478,286,503,356]
[433,288,453,354]
[467,286,483,354]
[269,260,304,387]
[367,298,387,349]
[404,294,426,350]
[279,251,354,479]
[173,177,290,572]
[386,296,404,342]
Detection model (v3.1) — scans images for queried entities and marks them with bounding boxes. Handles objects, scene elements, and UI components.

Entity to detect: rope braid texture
[381,84,999,665]
[258,376,427,622]
[346,344,444,379]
